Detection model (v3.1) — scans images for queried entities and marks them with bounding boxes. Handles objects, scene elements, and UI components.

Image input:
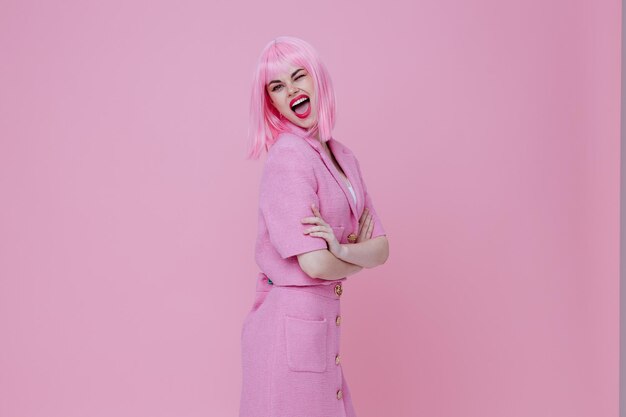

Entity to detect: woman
[239,36,389,417]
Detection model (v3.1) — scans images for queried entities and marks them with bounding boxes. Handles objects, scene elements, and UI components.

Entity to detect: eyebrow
[268,68,305,86]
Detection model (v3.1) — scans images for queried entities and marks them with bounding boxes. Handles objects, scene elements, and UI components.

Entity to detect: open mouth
[290,95,311,119]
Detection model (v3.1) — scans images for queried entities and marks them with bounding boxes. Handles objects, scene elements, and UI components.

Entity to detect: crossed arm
[297,236,389,280]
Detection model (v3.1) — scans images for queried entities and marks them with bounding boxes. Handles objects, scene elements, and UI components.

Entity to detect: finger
[303,225,332,235]
[360,211,373,238]
[307,231,333,242]
[311,203,322,217]
[366,216,374,238]
[358,218,368,240]
[361,215,372,240]
[302,225,320,235]
[300,216,321,225]
[358,208,369,229]
[357,210,368,236]
[310,204,329,228]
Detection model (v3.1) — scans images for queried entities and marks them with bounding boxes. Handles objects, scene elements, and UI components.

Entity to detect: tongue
[294,100,310,115]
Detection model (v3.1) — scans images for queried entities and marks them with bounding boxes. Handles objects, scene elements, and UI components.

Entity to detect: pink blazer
[255,130,386,286]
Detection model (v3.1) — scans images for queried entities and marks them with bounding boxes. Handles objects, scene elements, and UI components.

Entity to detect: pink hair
[246,36,337,160]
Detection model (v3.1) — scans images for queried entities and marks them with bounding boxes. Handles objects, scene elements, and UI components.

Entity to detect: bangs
[263,43,306,86]
[246,36,336,160]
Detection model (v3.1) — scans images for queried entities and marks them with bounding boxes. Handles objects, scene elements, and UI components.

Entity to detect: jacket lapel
[301,135,362,221]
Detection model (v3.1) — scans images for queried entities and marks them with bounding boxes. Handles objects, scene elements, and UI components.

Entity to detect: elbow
[370,236,389,267]
[381,238,390,263]
[300,262,320,279]
[379,247,389,266]
[368,251,388,269]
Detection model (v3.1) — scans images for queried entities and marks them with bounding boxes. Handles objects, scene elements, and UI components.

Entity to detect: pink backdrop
[0,0,620,416]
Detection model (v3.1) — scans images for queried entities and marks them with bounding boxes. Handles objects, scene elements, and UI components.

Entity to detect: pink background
[0,0,620,416]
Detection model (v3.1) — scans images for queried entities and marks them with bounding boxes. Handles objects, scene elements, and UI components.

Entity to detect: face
[266,65,316,130]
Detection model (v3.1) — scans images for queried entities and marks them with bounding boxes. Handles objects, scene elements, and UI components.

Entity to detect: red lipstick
[289,94,311,119]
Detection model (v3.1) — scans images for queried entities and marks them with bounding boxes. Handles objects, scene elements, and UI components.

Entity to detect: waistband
[255,272,344,300]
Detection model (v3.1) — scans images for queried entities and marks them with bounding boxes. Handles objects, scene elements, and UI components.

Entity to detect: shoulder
[261,133,318,187]
[270,132,312,154]
[266,132,317,168]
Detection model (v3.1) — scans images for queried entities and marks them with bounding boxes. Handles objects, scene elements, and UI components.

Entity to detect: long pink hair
[246,36,336,160]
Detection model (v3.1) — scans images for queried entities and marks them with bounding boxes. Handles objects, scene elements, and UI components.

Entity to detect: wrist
[336,243,349,261]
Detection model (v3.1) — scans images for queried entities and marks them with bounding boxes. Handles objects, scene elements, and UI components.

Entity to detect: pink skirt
[239,272,358,417]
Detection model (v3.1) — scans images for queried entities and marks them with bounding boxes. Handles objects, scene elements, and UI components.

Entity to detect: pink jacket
[255,130,386,286]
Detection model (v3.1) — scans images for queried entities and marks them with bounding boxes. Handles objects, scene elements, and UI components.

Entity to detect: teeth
[291,96,308,108]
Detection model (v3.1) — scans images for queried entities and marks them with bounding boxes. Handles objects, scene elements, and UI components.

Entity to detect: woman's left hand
[301,204,344,258]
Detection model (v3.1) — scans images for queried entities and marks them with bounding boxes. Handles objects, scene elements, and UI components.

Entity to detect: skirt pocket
[284,314,328,373]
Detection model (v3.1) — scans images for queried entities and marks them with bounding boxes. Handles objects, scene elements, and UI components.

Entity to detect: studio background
[0,0,619,416]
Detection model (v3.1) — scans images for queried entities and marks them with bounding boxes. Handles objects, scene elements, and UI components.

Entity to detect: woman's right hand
[356,208,374,243]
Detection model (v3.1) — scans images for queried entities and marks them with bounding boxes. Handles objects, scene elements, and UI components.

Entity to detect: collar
[282,123,361,222]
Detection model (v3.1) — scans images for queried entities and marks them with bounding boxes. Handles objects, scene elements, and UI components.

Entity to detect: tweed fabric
[254,131,386,287]
[240,129,386,417]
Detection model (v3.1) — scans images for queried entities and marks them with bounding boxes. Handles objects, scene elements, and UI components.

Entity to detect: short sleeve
[354,156,386,239]
[259,145,328,259]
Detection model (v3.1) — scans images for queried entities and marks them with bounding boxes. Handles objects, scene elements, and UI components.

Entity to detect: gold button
[335,315,341,326]
[347,233,357,243]
[334,283,343,297]
[335,354,341,365]
[336,389,343,400]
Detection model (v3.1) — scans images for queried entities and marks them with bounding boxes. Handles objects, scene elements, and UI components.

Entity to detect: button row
[334,283,343,297]
[335,313,342,399]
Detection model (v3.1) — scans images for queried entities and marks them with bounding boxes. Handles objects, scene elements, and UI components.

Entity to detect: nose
[287,82,299,95]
